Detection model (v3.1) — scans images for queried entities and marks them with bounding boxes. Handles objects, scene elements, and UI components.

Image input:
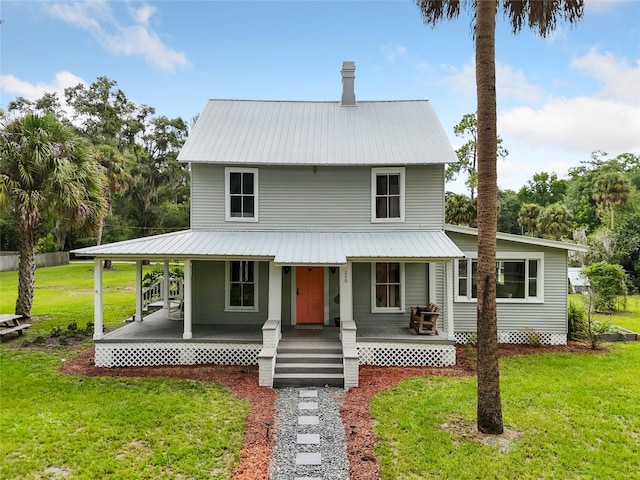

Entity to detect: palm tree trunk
[609,202,615,230]
[15,225,38,318]
[475,0,504,435]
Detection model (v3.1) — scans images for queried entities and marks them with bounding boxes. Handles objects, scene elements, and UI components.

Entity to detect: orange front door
[296,267,324,324]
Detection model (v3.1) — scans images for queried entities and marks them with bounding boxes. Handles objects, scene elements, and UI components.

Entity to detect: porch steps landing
[274,339,343,388]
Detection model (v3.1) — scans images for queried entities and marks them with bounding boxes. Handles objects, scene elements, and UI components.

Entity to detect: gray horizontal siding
[447,232,569,333]
[192,260,268,325]
[190,164,444,231]
[352,262,430,328]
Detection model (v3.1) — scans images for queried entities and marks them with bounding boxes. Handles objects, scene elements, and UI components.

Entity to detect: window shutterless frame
[371,167,405,223]
[454,252,544,303]
[225,260,259,312]
[225,167,259,222]
[371,262,405,312]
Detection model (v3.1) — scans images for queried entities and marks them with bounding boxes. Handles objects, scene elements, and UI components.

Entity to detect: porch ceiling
[72,229,464,264]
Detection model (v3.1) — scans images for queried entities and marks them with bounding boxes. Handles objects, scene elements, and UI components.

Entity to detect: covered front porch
[75,229,464,388]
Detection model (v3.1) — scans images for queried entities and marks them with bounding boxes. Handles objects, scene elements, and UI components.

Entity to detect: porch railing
[143,277,184,310]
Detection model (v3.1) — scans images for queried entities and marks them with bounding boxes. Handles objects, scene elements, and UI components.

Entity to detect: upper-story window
[455,253,543,303]
[225,167,258,222]
[371,167,405,222]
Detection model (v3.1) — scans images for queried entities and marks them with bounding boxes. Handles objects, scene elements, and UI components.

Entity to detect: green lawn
[1,262,248,479]
[569,294,640,333]
[372,342,640,479]
[0,261,156,335]
[0,348,248,479]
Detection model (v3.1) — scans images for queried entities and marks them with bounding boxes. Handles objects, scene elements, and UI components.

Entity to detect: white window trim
[371,167,405,223]
[454,252,544,303]
[225,260,259,312]
[225,167,259,222]
[370,262,406,313]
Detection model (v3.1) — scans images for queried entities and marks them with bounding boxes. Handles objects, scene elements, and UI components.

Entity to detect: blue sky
[1,1,639,193]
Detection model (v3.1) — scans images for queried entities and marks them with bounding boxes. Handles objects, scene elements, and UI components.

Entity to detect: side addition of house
[74,62,586,388]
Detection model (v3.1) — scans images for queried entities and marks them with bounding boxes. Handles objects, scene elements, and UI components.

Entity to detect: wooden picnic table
[0,313,31,340]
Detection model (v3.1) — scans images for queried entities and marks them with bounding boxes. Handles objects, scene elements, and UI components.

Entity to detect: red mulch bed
[60,341,597,480]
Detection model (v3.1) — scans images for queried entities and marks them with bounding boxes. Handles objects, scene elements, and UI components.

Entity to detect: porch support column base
[258,347,276,387]
[342,320,359,389]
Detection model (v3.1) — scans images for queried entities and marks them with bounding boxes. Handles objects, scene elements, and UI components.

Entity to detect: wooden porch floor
[98,308,452,344]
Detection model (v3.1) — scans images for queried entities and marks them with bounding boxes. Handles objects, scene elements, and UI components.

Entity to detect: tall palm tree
[416,0,584,434]
[517,203,542,236]
[592,171,631,229]
[446,193,477,226]
[539,203,573,240]
[0,113,107,317]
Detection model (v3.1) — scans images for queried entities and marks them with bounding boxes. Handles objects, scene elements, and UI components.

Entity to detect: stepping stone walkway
[270,387,349,480]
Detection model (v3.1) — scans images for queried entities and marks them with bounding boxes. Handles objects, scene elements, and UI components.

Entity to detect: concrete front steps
[273,339,344,387]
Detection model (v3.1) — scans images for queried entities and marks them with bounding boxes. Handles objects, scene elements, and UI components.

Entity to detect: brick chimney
[341,61,356,106]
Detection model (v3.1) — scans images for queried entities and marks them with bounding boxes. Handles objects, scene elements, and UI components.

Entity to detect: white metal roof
[177,100,458,166]
[72,230,464,264]
[445,225,589,252]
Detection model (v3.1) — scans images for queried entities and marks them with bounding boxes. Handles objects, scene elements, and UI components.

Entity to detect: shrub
[582,261,627,313]
[568,300,586,340]
[50,325,65,337]
[36,233,58,253]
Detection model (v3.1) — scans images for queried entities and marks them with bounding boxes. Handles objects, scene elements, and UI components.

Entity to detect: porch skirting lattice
[454,331,567,345]
[94,342,262,367]
[357,342,456,367]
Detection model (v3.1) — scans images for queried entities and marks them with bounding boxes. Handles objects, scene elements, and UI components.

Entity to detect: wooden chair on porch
[409,304,441,335]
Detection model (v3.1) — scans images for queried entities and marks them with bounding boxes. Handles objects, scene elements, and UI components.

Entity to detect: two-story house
[74,62,586,388]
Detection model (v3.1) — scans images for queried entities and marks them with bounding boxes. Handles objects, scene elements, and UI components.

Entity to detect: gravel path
[269,387,349,480]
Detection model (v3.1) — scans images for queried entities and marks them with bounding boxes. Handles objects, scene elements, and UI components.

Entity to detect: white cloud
[572,50,640,103]
[46,1,188,72]
[444,58,543,103]
[0,71,86,102]
[131,4,156,26]
[500,96,640,154]
[501,50,640,156]
[380,43,407,63]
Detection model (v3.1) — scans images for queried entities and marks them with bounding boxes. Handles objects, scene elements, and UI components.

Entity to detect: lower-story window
[226,260,258,311]
[372,262,404,312]
[456,254,543,302]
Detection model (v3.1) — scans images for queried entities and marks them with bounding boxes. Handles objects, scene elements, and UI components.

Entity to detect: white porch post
[268,261,282,323]
[163,260,170,309]
[445,259,455,341]
[339,261,358,389]
[259,261,283,387]
[135,260,143,322]
[183,259,192,339]
[93,258,103,340]
[339,261,353,326]
[428,261,436,305]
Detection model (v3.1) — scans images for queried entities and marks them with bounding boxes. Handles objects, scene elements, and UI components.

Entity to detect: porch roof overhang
[72,229,464,265]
